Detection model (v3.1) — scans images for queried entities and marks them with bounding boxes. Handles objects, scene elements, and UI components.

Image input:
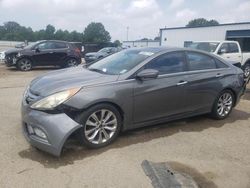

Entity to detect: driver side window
[37,42,54,50]
[218,43,230,54]
[145,52,186,75]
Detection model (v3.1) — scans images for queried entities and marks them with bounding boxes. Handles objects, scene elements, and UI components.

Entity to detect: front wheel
[211,90,234,120]
[243,64,250,78]
[17,58,32,71]
[76,104,122,148]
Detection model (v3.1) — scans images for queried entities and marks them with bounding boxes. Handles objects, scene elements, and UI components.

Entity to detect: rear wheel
[76,104,122,148]
[211,90,234,119]
[66,58,78,67]
[17,58,32,71]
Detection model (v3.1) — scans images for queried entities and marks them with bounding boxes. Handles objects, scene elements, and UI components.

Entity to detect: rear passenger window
[229,43,239,53]
[187,52,217,71]
[54,42,67,49]
[215,59,228,68]
[145,52,186,75]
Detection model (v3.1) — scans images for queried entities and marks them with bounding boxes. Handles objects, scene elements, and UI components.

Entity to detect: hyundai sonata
[22,47,245,156]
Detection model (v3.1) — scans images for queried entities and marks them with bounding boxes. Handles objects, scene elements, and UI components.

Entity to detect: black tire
[76,103,122,149]
[243,63,250,78]
[65,58,78,68]
[17,58,32,71]
[211,90,235,120]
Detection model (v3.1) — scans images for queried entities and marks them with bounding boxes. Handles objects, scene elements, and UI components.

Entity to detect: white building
[160,22,250,52]
[122,40,160,48]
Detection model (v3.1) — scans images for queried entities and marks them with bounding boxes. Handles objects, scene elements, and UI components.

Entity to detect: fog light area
[33,127,47,139]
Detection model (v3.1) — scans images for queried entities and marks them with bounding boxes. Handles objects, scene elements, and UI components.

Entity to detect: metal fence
[0,40,25,51]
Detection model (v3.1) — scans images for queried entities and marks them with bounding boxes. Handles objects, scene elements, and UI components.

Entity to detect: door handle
[216,73,223,78]
[226,56,230,58]
[177,81,188,86]
[49,52,54,54]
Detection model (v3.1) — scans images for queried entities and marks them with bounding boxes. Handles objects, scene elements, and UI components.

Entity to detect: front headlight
[31,88,80,110]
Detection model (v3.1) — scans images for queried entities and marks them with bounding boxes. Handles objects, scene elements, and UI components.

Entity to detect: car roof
[192,41,238,43]
[127,47,185,53]
[36,40,69,43]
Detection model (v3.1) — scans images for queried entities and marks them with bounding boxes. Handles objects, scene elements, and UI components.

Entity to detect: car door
[51,42,69,65]
[185,51,227,112]
[228,42,242,63]
[218,42,242,62]
[32,41,56,65]
[133,51,188,123]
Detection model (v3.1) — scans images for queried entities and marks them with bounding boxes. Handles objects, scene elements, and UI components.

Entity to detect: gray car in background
[22,47,245,156]
[84,47,121,64]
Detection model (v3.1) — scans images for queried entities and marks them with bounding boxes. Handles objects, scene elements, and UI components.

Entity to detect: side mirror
[136,69,159,80]
[218,48,227,54]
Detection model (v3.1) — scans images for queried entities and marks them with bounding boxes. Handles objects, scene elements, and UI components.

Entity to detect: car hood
[29,66,119,96]
[5,48,23,55]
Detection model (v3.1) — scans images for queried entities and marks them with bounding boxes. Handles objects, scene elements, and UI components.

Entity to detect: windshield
[189,42,219,52]
[88,49,154,75]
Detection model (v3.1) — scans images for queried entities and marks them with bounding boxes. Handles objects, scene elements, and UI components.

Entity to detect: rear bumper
[21,102,81,156]
[235,77,249,106]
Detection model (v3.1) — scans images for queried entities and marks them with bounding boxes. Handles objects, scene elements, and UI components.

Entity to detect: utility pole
[126,26,129,41]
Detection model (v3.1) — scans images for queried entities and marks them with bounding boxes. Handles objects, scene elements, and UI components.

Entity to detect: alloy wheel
[19,59,32,71]
[244,65,250,78]
[67,59,77,67]
[217,92,233,117]
[84,109,118,145]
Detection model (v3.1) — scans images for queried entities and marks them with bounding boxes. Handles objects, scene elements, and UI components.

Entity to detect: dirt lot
[0,64,250,188]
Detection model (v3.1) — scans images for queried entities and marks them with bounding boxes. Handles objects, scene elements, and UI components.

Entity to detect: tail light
[74,48,81,56]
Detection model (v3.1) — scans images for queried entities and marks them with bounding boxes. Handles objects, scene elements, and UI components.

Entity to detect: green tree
[83,22,111,43]
[0,26,6,40]
[69,30,83,42]
[54,29,65,40]
[3,21,21,33]
[114,40,121,47]
[45,24,56,39]
[186,18,219,27]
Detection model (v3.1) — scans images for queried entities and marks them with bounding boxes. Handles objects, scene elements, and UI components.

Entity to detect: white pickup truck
[189,41,250,78]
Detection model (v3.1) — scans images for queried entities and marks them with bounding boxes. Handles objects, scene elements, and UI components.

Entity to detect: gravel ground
[0,64,250,188]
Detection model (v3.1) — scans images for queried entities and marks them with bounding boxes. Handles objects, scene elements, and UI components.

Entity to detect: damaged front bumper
[21,101,81,156]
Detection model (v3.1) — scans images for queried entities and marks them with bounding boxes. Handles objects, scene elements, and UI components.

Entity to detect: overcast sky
[0,0,250,41]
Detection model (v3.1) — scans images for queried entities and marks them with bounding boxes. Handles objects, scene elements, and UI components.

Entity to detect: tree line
[0,18,219,43]
[0,21,111,43]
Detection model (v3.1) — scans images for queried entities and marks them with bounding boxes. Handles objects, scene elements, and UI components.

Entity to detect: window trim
[128,51,230,80]
[34,41,69,51]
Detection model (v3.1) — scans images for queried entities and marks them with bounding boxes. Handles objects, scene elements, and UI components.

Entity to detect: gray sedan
[21,47,245,156]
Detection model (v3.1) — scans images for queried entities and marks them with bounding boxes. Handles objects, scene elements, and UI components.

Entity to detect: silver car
[21,47,245,156]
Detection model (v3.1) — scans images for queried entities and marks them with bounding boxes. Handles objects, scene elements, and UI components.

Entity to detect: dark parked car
[84,47,121,64]
[22,47,245,156]
[5,40,82,71]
